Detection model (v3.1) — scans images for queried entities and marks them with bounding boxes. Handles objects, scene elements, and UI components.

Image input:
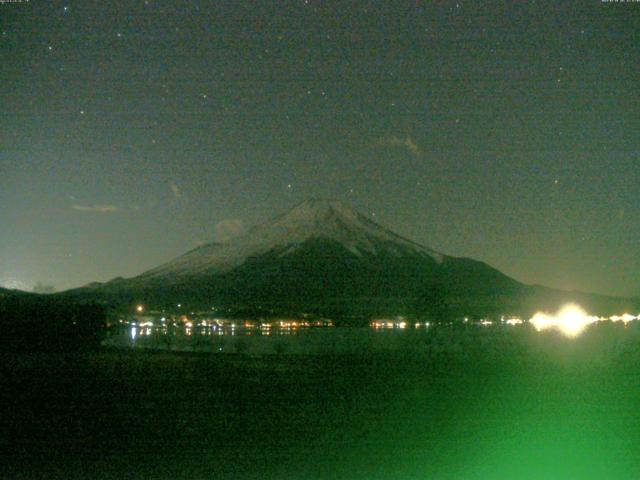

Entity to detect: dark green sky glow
[1,1,638,296]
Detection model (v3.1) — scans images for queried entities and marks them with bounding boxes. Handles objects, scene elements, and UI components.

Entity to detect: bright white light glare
[616,313,637,324]
[529,304,599,337]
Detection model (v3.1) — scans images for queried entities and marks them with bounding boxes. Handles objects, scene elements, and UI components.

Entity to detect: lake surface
[105,319,640,358]
[108,322,453,355]
[4,322,640,479]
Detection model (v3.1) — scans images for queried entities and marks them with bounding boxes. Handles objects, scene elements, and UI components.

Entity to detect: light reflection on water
[103,312,640,357]
[112,321,436,354]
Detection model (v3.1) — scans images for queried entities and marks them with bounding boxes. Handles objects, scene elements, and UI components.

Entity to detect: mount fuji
[65,199,635,318]
[139,198,445,281]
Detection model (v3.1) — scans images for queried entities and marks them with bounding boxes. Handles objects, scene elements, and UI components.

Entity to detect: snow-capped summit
[137,198,443,281]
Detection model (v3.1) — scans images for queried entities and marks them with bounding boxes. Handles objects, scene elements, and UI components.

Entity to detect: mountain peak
[280,198,354,219]
[271,198,365,230]
[136,199,444,281]
[293,197,342,209]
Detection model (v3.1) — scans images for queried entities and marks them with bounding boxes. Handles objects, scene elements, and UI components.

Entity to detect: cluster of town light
[370,305,639,338]
[371,319,431,329]
[126,308,335,340]
[133,304,638,339]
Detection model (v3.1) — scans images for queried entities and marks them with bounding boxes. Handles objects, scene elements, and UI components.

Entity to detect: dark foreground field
[2,326,640,480]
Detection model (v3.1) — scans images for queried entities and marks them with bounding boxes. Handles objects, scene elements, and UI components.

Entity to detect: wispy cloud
[376,135,422,158]
[72,204,119,213]
[170,181,182,199]
[214,219,245,242]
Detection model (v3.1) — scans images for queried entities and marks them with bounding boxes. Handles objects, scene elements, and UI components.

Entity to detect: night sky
[1,1,638,297]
